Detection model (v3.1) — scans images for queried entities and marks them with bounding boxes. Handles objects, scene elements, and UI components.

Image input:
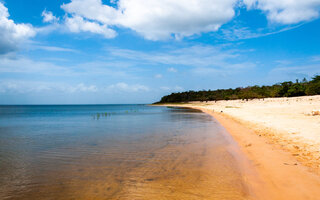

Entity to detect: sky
[0,0,320,104]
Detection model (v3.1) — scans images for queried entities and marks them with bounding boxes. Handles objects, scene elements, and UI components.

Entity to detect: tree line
[157,75,320,103]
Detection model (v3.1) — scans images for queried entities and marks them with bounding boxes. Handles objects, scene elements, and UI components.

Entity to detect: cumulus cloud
[0,2,36,54]
[3,0,320,45]
[40,8,117,38]
[42,10,59,23]
[64,15,117,38]
[38,0,320,40]
[61,0,119,24]
[61,0,237,40]
[244,0,320,24]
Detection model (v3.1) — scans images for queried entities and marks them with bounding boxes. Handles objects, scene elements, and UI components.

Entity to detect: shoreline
[154,95,320,199]
[208,109,320,199]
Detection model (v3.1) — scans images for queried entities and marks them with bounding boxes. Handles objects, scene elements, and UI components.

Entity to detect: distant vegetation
[157,75,320,103]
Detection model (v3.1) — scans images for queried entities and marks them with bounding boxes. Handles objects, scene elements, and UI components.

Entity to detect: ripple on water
[0,105,249,199]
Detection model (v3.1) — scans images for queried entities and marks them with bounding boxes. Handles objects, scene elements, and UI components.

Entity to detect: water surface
[0,105,248,199]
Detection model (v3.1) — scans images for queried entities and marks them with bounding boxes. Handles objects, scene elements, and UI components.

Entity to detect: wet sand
[213,112,320,200]
[176,95,320,171]
[158,95,320,199]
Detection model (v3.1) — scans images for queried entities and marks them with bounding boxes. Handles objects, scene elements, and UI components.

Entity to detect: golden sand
[158,95,320,199]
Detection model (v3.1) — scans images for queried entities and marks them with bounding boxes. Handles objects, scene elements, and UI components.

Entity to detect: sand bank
[157,95,320,199]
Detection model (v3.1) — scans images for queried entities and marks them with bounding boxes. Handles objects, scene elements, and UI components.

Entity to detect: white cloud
[108,45,253,71]
[61,0,237,40]
[40,8,117,38]
[63,83,98,93]
[42,10,59,23]
[244,0,320,24]
[0,80,150,95]
[107,82,150,92]
[64,15,117,38]
[160,86,184,92]
[167,67,178,73]
[160,86,170,91]
[0,2,36,54]
[0,81,98,94]
[0,56,73,75]
[268,64,320,81]
[38,0,320,40]
[191,62,256,75]
[0,54,134,78]
[174,86,184,91]
[61,0,119,24]
[105,45,257,77]
[219,23,303,41]
[2,0,319,45]
[28,44,79,53]
[155,74,163,78]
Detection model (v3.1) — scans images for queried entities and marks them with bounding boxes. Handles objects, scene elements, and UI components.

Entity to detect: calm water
[0,105,249,199]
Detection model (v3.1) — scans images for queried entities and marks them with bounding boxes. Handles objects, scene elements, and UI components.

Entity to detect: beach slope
[156,95,320,199]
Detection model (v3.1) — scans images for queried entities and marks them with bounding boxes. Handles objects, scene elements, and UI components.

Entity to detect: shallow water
[0,105,248,199]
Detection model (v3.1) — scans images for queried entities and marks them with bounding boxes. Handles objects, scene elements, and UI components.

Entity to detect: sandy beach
[157,95,320,199]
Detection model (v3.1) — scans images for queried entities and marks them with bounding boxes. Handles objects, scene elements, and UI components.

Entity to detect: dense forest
[157,75,320,103]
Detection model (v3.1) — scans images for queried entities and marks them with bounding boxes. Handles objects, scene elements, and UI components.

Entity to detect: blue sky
[1,0,320,104]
